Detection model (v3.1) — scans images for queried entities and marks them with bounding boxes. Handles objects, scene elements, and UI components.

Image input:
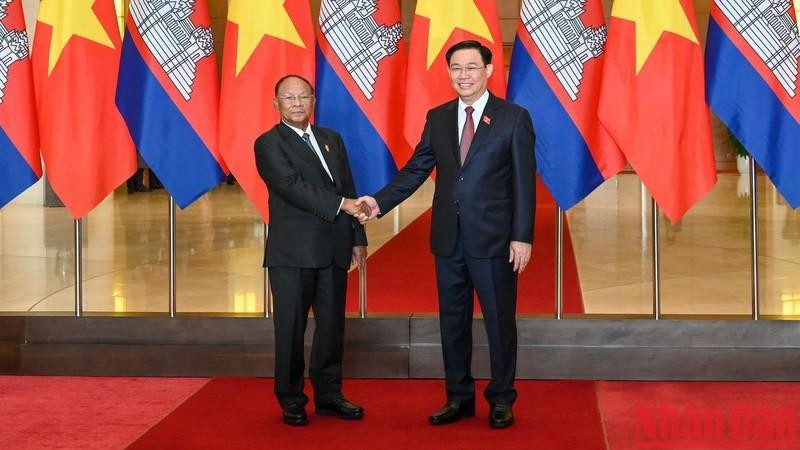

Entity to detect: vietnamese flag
[404,0,506,150]
[32,0,136,219]
[219,0,315,223]
[0,0,41,208]
[598,0,716,223]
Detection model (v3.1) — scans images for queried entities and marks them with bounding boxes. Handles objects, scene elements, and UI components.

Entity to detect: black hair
[274,74,315,96]
[445,40,492,65]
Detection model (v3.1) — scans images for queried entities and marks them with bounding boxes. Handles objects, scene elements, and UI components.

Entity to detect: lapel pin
[324,144,330,152]
[482,115,492,125]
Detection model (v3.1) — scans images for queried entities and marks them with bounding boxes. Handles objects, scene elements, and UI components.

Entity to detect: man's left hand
[509,241,531,273]
[352,246,367,268]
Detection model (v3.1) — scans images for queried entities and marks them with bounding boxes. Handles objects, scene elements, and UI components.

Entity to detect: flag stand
[749,158,760,320]
[169,197,176,317]
[555,207,564,320]
[74,219,83,317]
[263,224,272,319]
[652,199,661,320]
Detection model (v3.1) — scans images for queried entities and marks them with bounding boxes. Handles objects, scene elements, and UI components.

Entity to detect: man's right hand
[355,196,380,223]
[342,198,371,219]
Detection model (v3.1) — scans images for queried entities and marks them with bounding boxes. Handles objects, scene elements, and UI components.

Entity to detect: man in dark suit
[357,40,536,429]
[255,74,370,426]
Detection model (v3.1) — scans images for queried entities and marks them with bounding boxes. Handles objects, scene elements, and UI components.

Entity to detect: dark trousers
[435,236,518,406]
[269,264,347,408]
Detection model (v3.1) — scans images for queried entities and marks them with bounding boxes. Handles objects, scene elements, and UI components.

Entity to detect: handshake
[341,196,380,224]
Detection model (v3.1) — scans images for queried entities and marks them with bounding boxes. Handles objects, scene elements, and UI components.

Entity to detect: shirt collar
[458,90,489,113]
[282,121,312,137]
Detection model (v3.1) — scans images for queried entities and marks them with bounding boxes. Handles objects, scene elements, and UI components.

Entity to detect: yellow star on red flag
[228,0,306,75]
[611,0,698,73]
[38,0,116,75]
[415,0,493,69]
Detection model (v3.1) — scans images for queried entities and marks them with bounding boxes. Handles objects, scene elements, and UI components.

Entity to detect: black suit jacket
[374,93,535,258]
[255,122,367,269]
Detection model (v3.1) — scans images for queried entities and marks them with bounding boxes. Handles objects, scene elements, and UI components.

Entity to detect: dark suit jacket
[374,93,535,258]
[255,122,367,269]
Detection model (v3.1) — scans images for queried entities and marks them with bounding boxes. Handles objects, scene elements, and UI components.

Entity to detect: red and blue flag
[116,0,225,208]
[314,0,409,195]
[508,0,625,210]
[706,0,800,207]
[0,0,40,208]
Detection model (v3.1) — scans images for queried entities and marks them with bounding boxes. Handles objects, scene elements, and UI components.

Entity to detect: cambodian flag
[0,0,40,208]
[507,0,625,210]
[706,0,800,207]
[314,0,409,195]
[116,0,225,208]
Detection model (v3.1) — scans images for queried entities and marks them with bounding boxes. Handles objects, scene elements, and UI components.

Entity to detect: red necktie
[459,106,475,165]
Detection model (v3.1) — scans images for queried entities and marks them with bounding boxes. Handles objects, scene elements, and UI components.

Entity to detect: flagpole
[749,157,760,320]
[651,199,661,320]
[169,196,176,318]
[359,262,367,319]
[555,207,564,320]
[74,219,83,317]
[264,224,272,319]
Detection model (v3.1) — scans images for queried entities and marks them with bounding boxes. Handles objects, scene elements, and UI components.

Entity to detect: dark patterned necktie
[302,133,315,152]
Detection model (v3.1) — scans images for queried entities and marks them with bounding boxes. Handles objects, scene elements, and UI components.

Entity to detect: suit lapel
[311,126,342,189]
[461,94,497,170]
[278,123,336,186]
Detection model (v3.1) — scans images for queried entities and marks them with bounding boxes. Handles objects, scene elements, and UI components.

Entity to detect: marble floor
[0,172,798,317]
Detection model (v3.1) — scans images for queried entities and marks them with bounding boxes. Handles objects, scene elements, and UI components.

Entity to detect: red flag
[0,0,41,208]
[219,0,315,223]
[598,0,716,222]
[404,0,506,149]
[32,0,136,219]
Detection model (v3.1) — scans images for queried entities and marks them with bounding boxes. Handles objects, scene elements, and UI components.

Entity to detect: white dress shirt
[457,90,489,145]
[282,121,344,213]
[282,121,335,181]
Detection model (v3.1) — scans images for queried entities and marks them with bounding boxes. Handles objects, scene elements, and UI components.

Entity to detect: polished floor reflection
[0,172,798,316]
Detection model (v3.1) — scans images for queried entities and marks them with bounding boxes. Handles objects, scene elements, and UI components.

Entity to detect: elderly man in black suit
[255,74,370,426]
[357,40,536,429]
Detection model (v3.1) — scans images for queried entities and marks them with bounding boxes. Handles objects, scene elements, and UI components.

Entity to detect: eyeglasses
[449,65,487,76]
[278,94,314,104]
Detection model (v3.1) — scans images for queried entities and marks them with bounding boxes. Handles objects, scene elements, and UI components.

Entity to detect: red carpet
[0,376,208,450]
[128,378,606,449]
[346,180,583,314]
[598,381,800,449]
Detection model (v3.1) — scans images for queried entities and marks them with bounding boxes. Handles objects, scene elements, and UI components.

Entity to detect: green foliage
[725,130,749,158]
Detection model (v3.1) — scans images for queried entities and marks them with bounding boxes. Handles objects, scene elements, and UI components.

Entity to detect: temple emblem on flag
[0,0,28,104]
[715,0,800,96]
[520,0,607,101]
[130,0,214,101]
[319,0,402,100]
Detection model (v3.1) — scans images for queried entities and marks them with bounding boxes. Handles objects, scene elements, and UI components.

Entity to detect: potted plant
[725,129,749,175]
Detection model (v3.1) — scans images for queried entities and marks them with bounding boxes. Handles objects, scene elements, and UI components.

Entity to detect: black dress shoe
[282,403,308,426]
[428,401,475,425]
[315,398,364,420]
[489,404,513,429]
